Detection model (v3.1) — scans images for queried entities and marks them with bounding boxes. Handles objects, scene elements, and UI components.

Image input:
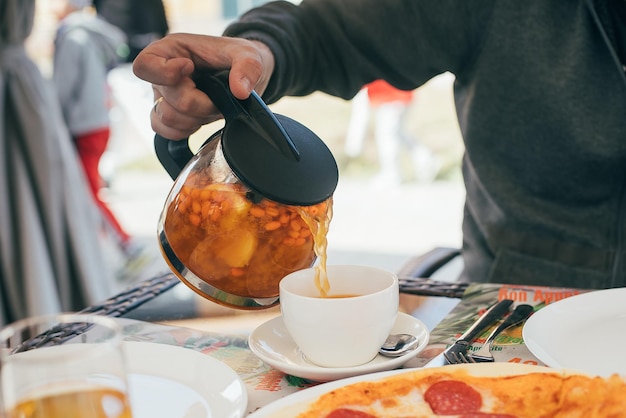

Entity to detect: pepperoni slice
[326,409,377,418]
[424,380,482,415]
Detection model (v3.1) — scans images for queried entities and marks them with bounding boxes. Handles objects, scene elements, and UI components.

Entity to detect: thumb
[228,71,255,99]
[226,40,274,100]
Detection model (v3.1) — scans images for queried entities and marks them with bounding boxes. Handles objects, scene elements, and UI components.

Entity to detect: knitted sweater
[225,0,626,289]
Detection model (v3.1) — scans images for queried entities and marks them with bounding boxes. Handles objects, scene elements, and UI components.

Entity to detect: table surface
[114,280,587,416]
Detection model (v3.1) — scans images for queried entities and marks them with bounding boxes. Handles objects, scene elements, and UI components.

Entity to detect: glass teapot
[155,72,338,309]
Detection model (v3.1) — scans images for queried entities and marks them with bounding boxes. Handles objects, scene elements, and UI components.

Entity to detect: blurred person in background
[51,0,140,259]
[0,0,116,324]
[133,1,626,290]
[92,0,170,182]
[93,0,169,62]
[344,79,440,186]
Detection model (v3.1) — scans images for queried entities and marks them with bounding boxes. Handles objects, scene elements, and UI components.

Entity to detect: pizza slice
[552,374,626,418]
[294,364,626,418]
[304,372,435,417]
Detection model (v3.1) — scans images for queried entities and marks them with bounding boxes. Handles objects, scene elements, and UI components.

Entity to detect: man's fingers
[133,33,275,140]
[151,93,214,140]
[133,54,194,85]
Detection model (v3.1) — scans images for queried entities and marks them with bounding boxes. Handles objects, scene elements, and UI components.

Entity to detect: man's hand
[132,33,275,140]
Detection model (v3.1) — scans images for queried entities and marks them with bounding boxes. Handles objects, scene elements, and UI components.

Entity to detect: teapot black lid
[201,73,338,206]
[222,106,338,206]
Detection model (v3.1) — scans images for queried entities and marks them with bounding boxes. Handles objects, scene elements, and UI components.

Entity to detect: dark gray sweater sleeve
[223,0,496,103]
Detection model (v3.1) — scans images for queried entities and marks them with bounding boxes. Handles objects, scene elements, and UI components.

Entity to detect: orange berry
[250,207,265,217]
[264,221,282,231]
[266,207,280,217]
[200,189,211,200]
[289,220,302,231]
[189,213,201,226]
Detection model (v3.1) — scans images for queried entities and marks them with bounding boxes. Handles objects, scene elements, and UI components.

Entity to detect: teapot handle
[154,134,194,180]
[153,72,238,180]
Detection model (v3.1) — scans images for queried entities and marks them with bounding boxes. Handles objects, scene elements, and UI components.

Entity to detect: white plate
[248,363,555,417]
[248,312,429,382]
[523,287,626,377]
[124,342,247,418]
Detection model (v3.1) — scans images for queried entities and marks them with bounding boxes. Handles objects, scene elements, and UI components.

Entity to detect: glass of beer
[0,313,133,418]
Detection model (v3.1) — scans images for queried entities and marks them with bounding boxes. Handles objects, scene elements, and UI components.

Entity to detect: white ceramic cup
[279,264,399,368]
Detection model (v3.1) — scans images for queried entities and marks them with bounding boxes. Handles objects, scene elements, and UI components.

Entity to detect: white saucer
[248,312,429,382]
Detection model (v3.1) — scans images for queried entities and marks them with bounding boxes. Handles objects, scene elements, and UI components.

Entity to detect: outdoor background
[27,0,466,326]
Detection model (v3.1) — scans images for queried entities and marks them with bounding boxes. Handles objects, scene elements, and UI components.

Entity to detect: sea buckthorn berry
[264,221,282,231]
[250,207,265,217]
[200,189,211,200]
[189,213,201,226]
[265,207,280,217]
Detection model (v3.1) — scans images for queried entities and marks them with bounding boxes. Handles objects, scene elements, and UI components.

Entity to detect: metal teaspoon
[379,333,419,357]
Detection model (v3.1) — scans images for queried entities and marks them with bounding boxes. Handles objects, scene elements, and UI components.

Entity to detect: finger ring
[153,96,164,113]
